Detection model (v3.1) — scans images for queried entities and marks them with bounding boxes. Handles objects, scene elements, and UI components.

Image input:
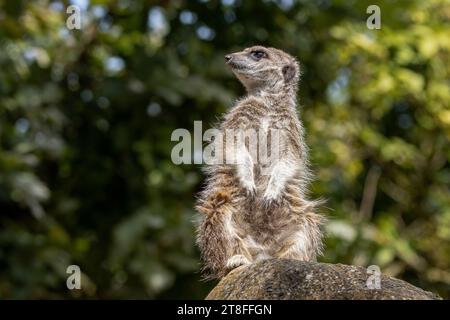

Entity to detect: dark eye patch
[250,50,267,60]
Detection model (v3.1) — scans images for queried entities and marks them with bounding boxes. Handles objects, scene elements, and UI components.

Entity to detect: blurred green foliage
[0,0,449,299]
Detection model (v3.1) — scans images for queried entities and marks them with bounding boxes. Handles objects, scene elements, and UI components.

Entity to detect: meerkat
[195,45,324,279]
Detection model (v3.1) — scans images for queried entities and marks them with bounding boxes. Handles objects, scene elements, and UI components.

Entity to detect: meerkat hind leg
[225,240,253,271]
[225,233,253,269]
[276,229,315,261]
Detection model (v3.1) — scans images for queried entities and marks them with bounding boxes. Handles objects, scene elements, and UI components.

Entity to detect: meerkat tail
[195,191,234,279]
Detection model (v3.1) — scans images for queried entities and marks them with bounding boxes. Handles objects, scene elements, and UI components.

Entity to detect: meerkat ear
[282,63,298,83]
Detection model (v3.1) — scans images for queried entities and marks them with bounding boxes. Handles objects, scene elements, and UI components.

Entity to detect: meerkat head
[225,45,300,94]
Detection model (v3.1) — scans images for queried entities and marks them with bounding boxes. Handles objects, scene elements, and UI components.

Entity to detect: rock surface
[206,259,441,300]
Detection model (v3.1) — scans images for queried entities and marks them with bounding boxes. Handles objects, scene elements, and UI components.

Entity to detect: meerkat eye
[250,50,267,60]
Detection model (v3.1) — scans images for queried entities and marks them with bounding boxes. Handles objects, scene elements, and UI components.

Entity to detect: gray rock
[206,259,441,300]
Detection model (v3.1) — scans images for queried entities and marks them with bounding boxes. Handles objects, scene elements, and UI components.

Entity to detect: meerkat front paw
[241,180,256,196]
[262,185,282,207]
[237,166,256,195]
[226,254,251,269]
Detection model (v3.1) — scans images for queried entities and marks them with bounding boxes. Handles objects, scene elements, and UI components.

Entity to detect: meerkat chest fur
[225,93,305,191]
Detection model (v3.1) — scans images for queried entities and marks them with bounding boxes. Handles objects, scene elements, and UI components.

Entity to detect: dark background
[0,0,449,299]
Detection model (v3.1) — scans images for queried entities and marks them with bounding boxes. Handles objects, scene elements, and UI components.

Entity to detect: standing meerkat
[196,45,324,279]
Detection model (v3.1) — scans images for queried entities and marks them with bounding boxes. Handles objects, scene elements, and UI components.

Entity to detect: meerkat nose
[225,55,232,63]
